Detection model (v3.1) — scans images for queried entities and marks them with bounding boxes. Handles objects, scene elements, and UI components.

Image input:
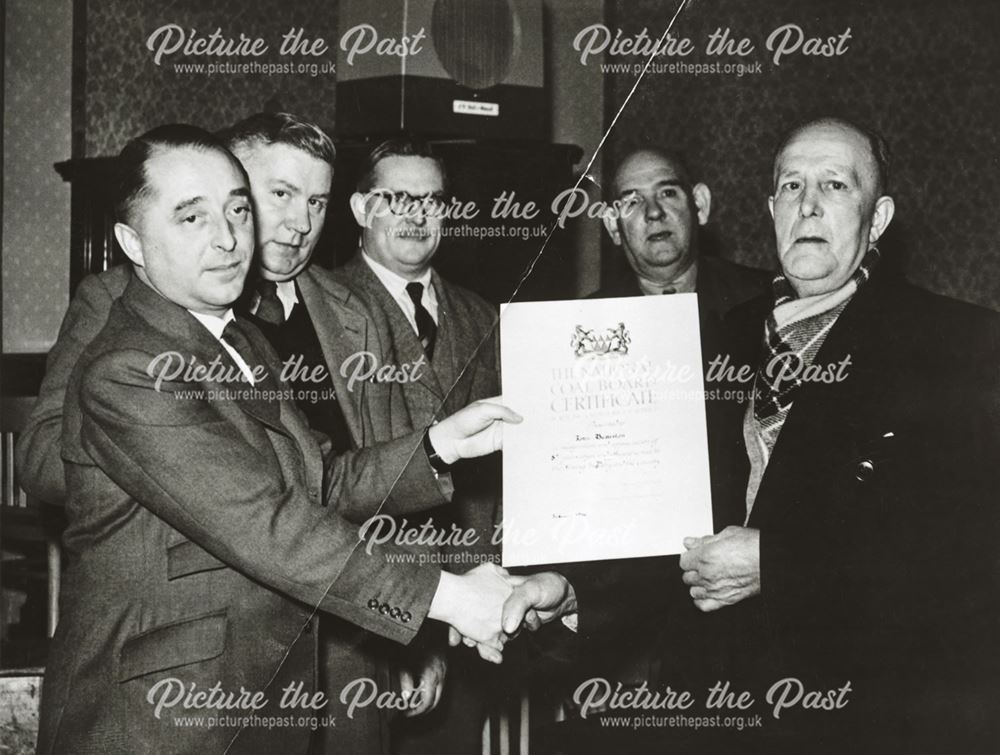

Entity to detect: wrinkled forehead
[613,151,684,197]
[773,123,877,187]
[372,155,444,194]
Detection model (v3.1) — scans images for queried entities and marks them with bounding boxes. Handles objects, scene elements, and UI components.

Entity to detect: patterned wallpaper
[3,0,74,353]
[603,0,1000,310]
[83,0,339,156]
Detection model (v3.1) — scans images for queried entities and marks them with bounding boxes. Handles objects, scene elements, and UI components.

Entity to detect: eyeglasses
[367,189,451,218]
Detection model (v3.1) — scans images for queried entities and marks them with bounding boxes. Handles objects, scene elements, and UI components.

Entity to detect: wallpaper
[603,0,1000,310]
[2,0,74,353]
[83,0,339,156]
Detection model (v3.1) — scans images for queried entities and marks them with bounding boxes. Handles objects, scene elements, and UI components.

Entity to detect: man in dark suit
[503,118,1000,753]
[35,125,521,754]
[336,138,502,754]
[592,147,769,317]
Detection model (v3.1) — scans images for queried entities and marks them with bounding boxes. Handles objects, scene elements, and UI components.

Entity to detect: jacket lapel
[295,267,370,447]
[122,275,291,439]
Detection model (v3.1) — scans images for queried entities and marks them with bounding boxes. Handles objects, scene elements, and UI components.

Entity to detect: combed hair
[355,137,448,193]
[772,116,891,196]
[220,112,335,166]
[114,123,236,225]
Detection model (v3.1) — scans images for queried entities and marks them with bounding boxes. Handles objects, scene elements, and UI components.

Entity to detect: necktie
[220,319,260,380]
[255,279,285,325]
[662,286,677,295]
[406,282,437,359]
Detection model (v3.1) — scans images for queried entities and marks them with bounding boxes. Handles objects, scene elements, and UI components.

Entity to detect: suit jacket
[38,275,444,754]
[17,264,451,516]
[588,254,772,319]
[573,271,1000,752]
[22,264,453,754]
[336,254,502,567]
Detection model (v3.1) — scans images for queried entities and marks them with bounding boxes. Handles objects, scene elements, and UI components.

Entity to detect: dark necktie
[220,319,261,378]
[255,279,285,325]
[405,282,437,359]
[662,286,677,295]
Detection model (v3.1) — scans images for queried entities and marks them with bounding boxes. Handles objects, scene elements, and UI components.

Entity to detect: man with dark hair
[35,124,520,754]
[504,117,1000,752]
[337,137,503,755]
[593,147,769,316]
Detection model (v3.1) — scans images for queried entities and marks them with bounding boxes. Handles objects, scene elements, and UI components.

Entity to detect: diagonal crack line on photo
[224,3,695,748]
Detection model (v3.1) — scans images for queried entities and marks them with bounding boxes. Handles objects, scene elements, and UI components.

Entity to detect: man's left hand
[679,526,761,612]
[400,649,447,717]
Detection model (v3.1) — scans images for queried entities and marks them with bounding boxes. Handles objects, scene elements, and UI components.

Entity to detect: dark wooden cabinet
[55,141,584,305]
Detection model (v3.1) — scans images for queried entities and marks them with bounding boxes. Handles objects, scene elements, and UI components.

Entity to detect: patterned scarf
[753,246,880,447]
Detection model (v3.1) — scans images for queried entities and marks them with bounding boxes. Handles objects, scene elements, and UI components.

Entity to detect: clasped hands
[680,525,761,612]
[428,563,577,664]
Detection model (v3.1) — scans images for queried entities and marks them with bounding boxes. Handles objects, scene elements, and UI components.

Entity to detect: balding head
[768,118,895,297]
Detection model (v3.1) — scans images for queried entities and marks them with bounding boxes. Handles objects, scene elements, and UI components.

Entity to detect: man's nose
[214,216,239,252]
[286,200,312,235]
[644,196,666,221]
[799,183,823,218]
[409,208,428,227]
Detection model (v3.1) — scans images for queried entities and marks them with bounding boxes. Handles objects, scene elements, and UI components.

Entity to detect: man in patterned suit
[337,138,502,755]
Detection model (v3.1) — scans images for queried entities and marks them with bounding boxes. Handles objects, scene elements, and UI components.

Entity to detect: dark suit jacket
[16,264,452,516]
[37,275,444,754]
[336,254,502,567]
[588,254,772,318]
[571,271,1000,752]
[21,264,453,754]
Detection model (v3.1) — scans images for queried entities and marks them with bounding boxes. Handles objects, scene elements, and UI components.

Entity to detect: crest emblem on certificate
[571,322,630,357]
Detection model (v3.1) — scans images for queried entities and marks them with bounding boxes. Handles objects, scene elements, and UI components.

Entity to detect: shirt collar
[275,279,299,319]
[637,258,699,296]
[362,250,433,298]
[188,308,236,340]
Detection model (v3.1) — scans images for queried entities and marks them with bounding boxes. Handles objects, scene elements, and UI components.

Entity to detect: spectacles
[368,189,451,218]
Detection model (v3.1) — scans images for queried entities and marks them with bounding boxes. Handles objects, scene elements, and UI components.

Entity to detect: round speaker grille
[431,0,519,90]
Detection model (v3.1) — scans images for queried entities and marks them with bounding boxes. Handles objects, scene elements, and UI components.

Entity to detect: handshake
[427,563,578,664]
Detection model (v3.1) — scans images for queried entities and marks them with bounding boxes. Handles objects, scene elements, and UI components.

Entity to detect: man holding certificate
[500,117,1000,753]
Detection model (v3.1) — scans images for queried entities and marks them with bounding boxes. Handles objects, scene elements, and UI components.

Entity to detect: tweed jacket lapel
[347,255,448,409]
[295,265,373,447]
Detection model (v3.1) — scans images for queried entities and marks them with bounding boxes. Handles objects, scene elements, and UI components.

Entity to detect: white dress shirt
[188,308,257,384]
[362,251,439,336]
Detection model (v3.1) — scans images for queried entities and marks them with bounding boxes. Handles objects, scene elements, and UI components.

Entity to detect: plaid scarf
[752,246,880,445]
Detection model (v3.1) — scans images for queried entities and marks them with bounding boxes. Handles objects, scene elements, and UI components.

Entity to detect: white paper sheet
[500,295,714,566]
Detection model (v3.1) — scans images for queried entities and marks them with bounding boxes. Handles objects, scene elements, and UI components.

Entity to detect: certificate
[500,295,714,566]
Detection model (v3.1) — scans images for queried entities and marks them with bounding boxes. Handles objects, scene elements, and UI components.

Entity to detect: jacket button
[856,460,875,481]
[379,603,391,615]
[367,598,379,610]
[401,611,413,623]
[390,607,402,619]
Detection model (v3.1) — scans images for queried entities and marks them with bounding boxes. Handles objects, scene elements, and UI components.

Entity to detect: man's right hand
[428,397,522,464]
[428,562,514,663]
[502,571,577,634]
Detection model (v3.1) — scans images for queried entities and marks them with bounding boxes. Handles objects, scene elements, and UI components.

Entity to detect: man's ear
[601,211,622,246]
[350,191,373,229]
[767,195,775,220]
[691,183,712,226]
[114,222,145,267]
[868,196,895,246]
